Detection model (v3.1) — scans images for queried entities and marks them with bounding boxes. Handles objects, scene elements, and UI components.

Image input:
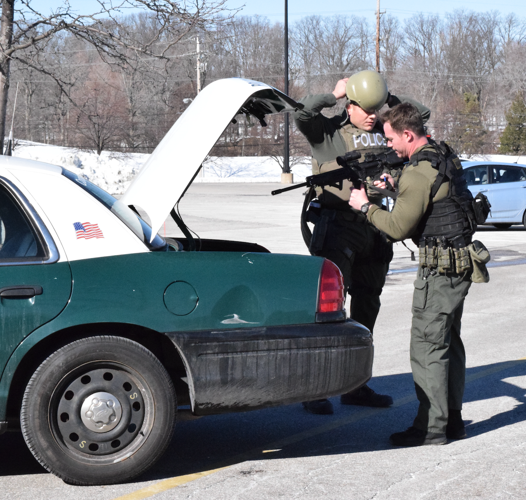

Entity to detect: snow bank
[14,141,147,194]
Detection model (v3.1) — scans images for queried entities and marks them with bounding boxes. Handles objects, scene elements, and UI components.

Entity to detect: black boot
[446,409,467,440]
[390,426,447,447]
[340,385,393,408]
[302,399,334,415]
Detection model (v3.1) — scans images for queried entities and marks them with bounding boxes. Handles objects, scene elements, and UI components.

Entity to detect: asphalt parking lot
[2,182,525,499]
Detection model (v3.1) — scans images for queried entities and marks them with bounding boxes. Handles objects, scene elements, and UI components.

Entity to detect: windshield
[61,168,167,251]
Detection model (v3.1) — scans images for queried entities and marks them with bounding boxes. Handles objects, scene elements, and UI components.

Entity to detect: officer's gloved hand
[365,177,384,204]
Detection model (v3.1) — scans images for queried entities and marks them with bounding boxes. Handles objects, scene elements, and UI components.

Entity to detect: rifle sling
[368,185,398,199]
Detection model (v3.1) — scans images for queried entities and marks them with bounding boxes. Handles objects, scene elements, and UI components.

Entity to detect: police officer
[349,102,475,445]
[294,70,431,415]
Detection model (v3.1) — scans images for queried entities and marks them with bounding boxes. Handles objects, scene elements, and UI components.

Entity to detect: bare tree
[290,15,371,94]
[0,0,233,153]
[380,14,403,73]
[498,13,526,48]
[5,8,526,159]
[71,62,128,154]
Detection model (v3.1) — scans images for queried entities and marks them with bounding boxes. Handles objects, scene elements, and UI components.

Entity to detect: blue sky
[229,0,526,23]
[30,0,526,22]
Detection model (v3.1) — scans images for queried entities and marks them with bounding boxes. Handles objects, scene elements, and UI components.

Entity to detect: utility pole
[196,36,201,94]
[375,0,382,73]
[283,0,290,177]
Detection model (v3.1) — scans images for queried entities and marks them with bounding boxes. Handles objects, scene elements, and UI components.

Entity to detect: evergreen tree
[450,93,488,156]
[499,93,526,155]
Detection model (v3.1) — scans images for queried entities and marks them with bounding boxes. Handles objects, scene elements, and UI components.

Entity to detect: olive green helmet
[345,70,388,112]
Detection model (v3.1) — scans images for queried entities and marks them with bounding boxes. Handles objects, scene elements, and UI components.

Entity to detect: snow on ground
[12,140,313,195]
[200,156,312,183]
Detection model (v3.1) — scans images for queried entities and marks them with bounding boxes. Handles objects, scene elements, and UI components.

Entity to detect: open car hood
[120,78,302,239]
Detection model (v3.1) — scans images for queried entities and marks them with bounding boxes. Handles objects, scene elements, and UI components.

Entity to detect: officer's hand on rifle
[373,173,395,192]
[348,184,369,211]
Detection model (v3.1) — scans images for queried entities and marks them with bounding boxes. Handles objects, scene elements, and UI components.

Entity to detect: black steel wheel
[20,336,176,485]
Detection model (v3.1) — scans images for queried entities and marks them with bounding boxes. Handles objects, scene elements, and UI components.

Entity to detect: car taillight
[317,259,345,313]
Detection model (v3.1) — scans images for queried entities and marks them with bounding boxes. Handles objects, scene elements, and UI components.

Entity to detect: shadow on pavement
[462,361,526,438]
[1,359,525,483]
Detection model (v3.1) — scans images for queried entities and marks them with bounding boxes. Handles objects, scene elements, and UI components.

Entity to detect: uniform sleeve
[388,94,431,124]
[293,93,338,145]
[367,168,433,241]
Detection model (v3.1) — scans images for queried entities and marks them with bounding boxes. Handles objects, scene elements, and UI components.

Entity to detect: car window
[491,166,526,184]
[465,166,488,185]
[0,185,45,260]
[61,169,168,251]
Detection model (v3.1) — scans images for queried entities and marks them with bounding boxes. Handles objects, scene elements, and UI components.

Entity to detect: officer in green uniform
[294,70,431,415]
[349,102,475,445]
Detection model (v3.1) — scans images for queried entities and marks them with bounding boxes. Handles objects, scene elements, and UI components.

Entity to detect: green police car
[0,79,373,485]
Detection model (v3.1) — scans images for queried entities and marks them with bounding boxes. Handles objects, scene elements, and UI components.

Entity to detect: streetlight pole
[283,0,290,175]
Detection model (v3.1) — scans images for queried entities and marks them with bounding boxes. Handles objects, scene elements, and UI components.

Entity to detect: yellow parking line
[113,358,526,500]
[112,467,229,500]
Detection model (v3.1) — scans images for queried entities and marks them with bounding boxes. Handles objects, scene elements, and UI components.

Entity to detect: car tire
[20,335,176,486]
[523,211,526,228]
[492,223,512,229]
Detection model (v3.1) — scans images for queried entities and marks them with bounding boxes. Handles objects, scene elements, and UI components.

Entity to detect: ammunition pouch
[468,240,490,283]
[418,237,471,274]
[453,247,471,274]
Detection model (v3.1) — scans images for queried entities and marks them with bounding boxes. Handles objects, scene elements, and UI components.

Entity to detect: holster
[309,209,335,256]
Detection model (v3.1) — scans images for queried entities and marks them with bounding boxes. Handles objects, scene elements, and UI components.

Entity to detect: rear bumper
[166,319,373,415]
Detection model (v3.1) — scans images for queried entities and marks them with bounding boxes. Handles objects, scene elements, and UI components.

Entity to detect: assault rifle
[271,149,405,197]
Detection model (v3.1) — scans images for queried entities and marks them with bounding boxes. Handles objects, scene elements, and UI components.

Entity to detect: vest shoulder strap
[410,140,458,199]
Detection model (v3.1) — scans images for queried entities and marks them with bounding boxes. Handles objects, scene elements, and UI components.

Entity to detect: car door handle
[0,285,43,298]
[478,190,488,193]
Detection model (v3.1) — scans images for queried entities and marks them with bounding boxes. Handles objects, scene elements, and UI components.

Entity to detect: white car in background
[463,161,526,228]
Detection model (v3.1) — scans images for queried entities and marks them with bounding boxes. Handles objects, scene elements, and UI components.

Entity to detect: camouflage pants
[410,267,472,434]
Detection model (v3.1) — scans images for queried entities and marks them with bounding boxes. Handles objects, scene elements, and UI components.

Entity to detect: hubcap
[80,392,123,432]
[54,366,146,456]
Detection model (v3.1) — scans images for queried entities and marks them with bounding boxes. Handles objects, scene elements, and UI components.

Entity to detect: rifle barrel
[271,182,308,196]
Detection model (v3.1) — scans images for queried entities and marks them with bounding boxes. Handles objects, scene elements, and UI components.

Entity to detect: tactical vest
[313,121,390,209]
[411,141,475,243]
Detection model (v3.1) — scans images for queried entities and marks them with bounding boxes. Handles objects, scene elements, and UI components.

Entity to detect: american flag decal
[73,222,104,239]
